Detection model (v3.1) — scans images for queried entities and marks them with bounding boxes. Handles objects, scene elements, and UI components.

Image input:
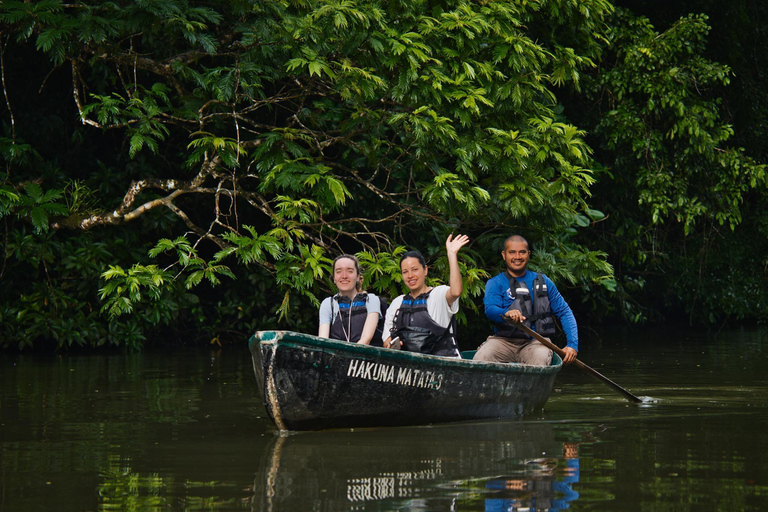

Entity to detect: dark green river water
[2,326,767,511]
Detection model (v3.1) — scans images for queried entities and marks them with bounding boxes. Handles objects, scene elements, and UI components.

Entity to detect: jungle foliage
[0,0,765,350]
[573,7,768,324]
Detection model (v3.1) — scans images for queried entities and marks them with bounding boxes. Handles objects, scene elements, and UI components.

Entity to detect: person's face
[400,257,427,293]
[333,258,359,294]
[502,240,530,276]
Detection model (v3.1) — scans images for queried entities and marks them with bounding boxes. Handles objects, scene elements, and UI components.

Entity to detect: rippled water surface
[1,326,767,511]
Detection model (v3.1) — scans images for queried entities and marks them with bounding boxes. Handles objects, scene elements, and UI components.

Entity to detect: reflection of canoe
[249,330,561,431]
[251,421,566,512]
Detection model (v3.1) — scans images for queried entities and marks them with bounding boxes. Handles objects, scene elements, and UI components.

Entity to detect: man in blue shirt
[474,235,578,365]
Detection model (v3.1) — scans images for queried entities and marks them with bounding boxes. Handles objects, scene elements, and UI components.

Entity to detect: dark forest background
[1,0,766,351]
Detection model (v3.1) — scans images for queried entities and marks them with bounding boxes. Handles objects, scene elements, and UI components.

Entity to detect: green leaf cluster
[572,8,768,324]
[3,0,766,350]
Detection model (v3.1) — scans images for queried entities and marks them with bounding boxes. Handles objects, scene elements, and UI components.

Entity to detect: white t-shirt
[383,285,459,338]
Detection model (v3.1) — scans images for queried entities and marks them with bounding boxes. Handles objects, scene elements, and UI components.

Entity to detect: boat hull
[249,330,561,431]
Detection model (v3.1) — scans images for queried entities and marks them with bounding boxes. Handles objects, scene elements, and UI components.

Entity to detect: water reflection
[0,348,265,511]
[252,421,597,511]
[2,327,768,511]
[481,443,580,511]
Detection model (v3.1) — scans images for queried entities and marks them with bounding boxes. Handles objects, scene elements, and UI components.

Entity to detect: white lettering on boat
[346,477,395,502]
[346,464,444,502]
[347,360,443,390]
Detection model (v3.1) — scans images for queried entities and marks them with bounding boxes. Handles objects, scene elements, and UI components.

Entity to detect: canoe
[249,330,562,431]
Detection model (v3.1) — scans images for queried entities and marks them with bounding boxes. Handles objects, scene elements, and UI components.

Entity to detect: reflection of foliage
[98,457,166,511]
[98,457,243,511]
[0,350,261,510]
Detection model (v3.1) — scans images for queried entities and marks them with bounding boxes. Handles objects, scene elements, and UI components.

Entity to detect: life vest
[496,272,556,337]
[390,290,458,357]
[329,293,386,346]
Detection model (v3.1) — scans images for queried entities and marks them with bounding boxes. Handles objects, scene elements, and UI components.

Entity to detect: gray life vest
[496,272,556,337]
[391,290,458,356]
[329,293,385,346]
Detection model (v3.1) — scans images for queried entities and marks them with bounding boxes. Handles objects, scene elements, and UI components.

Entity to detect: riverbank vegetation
[1,0,765,350]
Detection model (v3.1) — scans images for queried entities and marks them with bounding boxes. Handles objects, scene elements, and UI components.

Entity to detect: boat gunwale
[250,330,562,375]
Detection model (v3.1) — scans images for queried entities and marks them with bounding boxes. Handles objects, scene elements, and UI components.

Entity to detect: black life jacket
[495,272,556,337]
[329,293,386,346]
[390,290,458,357]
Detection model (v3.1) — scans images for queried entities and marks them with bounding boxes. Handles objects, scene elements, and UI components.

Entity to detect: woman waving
[383,234,470,357]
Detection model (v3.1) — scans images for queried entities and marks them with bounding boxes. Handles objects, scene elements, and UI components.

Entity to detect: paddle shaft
[514,322,642,403]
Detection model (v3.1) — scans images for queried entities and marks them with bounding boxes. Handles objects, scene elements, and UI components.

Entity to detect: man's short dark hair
[502,234,529,251]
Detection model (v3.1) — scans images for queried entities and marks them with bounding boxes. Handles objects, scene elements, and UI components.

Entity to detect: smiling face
[400,257,428,295]
[502,239,530,277]
[333,257,360,296]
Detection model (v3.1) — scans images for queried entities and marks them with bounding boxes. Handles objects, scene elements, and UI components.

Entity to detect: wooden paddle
[514,322,642,403]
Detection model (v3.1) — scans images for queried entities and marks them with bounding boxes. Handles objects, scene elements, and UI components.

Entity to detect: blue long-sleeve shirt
[483,270,579,351]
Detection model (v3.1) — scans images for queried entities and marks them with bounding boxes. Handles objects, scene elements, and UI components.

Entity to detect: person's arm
[318,297,332,338]
[444,234,470,307]
[357,295,381,345]
[382,296,401,348]
[358,313,379,345]
[546,276,578,363]
[483,276,508,326]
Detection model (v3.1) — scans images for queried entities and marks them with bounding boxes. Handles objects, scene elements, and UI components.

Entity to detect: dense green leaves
[589,12,766,234]
[1,183,69,233]
[1,0,765,350]
[572,8,768,324]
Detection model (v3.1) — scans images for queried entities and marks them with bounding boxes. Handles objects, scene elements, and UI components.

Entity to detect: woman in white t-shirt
[318,254,384,345]
[383,234,469,357]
